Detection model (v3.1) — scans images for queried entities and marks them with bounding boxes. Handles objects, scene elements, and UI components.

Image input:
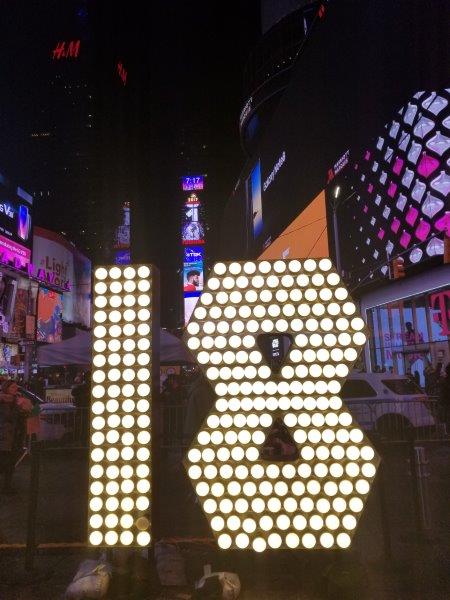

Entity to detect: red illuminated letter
[67,40,80,58]
[52,42,66,60]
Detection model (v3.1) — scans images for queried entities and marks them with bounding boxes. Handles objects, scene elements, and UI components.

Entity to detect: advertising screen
[259,191,329,260]
[182,176,204,191]
[248,160,263,238]
[114,249,131,264]
[0,195,32,268]
[182,220,205,245]
[114,203,131,249]
[33,227,91,328]
[183,246,204,296]
[37,287,63,343]
[182,193,205,245]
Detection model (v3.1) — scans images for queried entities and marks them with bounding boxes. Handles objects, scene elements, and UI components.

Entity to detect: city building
[0,170,91,377]
[0,172,35,375]
[219,0,450,383]
[240,0,322,156]
[0,1,142,263]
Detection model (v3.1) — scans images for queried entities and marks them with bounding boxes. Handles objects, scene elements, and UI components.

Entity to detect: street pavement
[0,444,449,598]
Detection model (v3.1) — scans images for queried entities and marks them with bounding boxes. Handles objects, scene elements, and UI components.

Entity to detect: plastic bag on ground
[195,565,241,600]
[65,559,112,599]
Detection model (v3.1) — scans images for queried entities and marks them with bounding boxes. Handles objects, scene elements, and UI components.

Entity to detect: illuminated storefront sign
[184,258,379,551]
[326,149,350,184]
[88,265,156,547]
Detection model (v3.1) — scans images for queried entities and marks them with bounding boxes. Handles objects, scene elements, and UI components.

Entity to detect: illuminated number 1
[88,265,156,547]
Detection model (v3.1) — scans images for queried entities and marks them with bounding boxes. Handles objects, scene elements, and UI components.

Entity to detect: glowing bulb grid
[184,259,379,552]
[88,265,153,547]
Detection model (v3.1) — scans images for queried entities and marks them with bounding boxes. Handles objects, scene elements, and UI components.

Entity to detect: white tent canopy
[37,328,194,367]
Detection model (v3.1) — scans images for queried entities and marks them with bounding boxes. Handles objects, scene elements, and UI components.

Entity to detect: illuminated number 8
[184,259,379,552]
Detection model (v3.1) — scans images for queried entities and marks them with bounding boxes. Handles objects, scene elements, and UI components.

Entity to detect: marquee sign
[184,258,379,551]
[88,264,158,547]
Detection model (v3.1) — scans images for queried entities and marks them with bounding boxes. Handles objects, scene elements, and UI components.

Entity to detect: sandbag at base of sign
[194,565,241,600]
[65,559,111,599]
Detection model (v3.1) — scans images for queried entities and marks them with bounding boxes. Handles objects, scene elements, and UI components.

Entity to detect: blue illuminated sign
[182,176,204,191]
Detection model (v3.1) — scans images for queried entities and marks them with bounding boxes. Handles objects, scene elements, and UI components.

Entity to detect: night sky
[0,0,261,325]
[130,1,261,324]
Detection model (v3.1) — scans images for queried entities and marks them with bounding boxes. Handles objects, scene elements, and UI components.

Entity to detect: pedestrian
[72,372,91,443]
[183,367,215,446]
[0,379,32,494]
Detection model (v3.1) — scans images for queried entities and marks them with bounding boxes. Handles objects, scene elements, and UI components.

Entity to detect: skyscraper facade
[0,0,141,263]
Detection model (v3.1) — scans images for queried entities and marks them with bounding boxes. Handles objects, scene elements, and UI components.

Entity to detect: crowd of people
[0,369,91,493]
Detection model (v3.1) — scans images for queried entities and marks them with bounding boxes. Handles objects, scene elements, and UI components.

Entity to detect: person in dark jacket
[0,380,32,493]
[71,372,91,443]
[183,368,215,445]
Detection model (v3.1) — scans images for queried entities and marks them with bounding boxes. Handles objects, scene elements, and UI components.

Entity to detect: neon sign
[263,151,286,192]
[0,251,71,291]
[52,40,80,60]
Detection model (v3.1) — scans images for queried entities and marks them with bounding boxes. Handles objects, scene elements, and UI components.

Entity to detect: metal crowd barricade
[345,397,447,442]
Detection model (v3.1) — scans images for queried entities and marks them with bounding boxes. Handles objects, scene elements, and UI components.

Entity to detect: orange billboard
[259,190,329,260]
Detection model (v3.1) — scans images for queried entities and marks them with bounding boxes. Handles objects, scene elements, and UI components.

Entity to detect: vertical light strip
[88,265,154,547]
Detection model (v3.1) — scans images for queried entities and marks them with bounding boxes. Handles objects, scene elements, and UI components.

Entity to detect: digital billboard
[182,175,204,191]
[0,195,32,269]
[114,249,131,264]
[182,193,205,245]
[182,179,206,325]
[183,246,204,296]
[248,160,263,238]
[114,203,131,265]
[33,227,92,328]
[259,191,329,260]
[37,287,63,343]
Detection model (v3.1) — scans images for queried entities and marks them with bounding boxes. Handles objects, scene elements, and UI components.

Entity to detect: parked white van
[341,373,436,438]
